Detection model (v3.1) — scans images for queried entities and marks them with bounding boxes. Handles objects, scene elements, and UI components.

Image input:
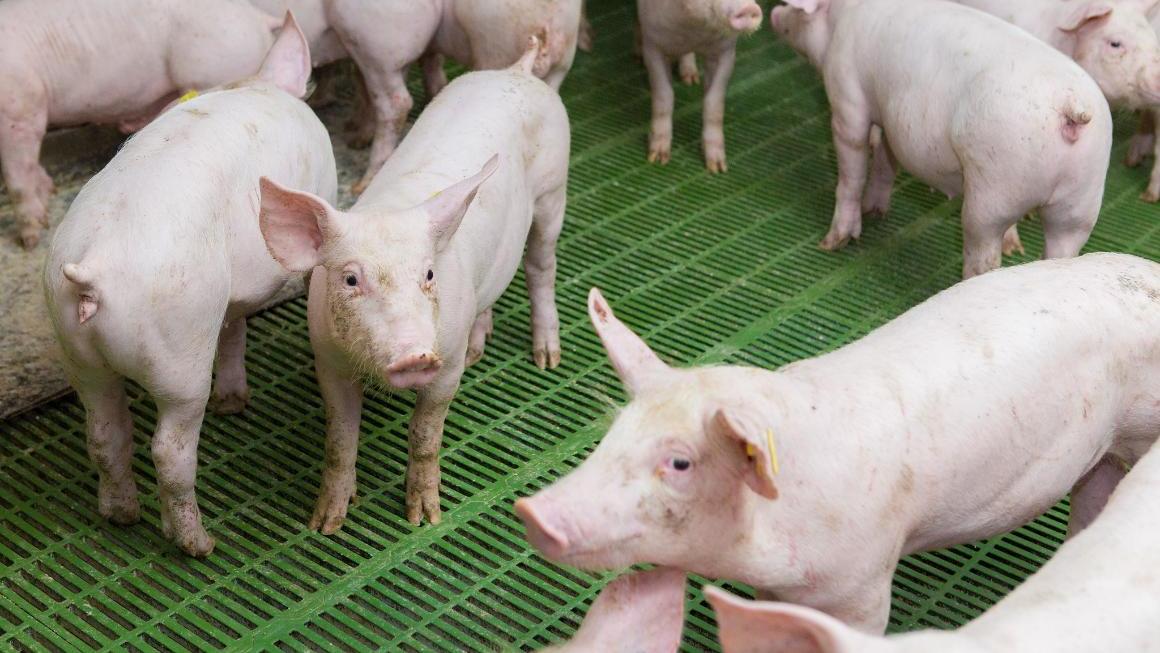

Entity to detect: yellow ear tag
[765,428,780,476]
[178,89,200,104]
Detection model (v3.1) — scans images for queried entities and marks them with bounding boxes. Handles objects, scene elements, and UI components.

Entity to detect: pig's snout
[515,497,571,559]
[385,351,442,389]
[730,3,763,33]
[770,7,783,30]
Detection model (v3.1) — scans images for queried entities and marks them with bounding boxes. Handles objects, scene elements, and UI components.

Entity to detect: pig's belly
[880,125,964,198]
[46,65,173,126]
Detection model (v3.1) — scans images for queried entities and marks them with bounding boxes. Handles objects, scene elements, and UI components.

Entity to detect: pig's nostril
[514,498,570,555]
[386,352,442,374]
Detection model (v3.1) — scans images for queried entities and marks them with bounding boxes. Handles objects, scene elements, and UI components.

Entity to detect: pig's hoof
[209,389,250,415]
[99,483,140,525]
[705,153,728,174]
[102,503,140,526]
[1001,232,1025,257]
[680,69,700,86]
[1126,137,1154,167]
[465,346,485,368]
[174,529,216,558]
[819,232,850,251]
[1142,188,1160,203]
[309,491,355,535]
[532,336,561,371]
[405,488,442,526]
[647,140,671,165]
[351,177,372,197]
[861,193,891,218]
[19,228,41,250]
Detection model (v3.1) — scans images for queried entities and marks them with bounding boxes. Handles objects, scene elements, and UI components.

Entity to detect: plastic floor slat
[4,0,1158,649]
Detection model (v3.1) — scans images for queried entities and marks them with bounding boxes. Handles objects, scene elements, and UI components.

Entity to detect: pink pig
[0,0,285,249]
[326,0,582,194]
[43,16,337,557]
[770,0,1112,277]
[637,0,763,172]
[516,253,1160,633]
[543,568,686,653]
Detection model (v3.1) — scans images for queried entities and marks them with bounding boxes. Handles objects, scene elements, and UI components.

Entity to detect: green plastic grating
[2,0,1157,649]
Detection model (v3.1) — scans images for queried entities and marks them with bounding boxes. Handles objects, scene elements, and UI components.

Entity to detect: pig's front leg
[1144,120,1160,203]
[861,127,896,217]
[209,318,250,415]
[702,46,737,174]
[406,363,465,525]
[344,71,375,150]
[1068,456,1126,538]
[642,39,675,165]
[527,185,565,370]
[1126,110,1155,168]
[152,393,214,557]
[0,105,54,249]
[820,107,872,250]
[309,355,364,534]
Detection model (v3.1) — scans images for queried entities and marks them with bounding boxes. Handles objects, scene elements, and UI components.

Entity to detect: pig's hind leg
[820,107,872,251]
[702,46,737,174]
[74,374,140,526]
[465,308,493,368]
[1068,456,1127,538]
[861,127,896,218]
[641,39,675,165]
[0,98,54,249]
[1126,110,1155,169]
[526,185,565,370]
[209,318,250,415]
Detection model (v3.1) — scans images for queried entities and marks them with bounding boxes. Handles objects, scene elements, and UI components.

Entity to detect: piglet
[43,15,336,556]
[542,568,686,653]
[516,253,1160,633]
[771,0,1111,277]
[0,0,284,249]
[326,0,581,194]
[637,0,763,172]
[707,441,1160,653]
[258,40,569,531]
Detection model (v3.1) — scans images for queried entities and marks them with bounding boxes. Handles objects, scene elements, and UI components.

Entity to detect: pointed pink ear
[423,154,499,249]
[705,586,855,653]
[783,0,825,15]
[587,288,672,396]
[562,568,686,653]
[1059,3,1114,32]
[708,407,779,500]
[257,11,312,98]
[258,177,340,272]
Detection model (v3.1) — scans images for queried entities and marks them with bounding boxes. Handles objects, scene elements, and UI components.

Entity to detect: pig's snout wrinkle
[515,497,570,558]
[731,3,763,32]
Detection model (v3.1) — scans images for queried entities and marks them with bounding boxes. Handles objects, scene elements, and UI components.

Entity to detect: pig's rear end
[452,0,581,87]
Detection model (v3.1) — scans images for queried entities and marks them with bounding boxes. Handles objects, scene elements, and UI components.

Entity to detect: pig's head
[686,0,764,35]
[1060,1,1160,109]
[515,289,783,574]
[258,156,498,389]
[705,586,976,653]
[770,0,835,69]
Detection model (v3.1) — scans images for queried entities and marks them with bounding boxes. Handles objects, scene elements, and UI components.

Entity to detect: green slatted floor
[3,0,1158,650]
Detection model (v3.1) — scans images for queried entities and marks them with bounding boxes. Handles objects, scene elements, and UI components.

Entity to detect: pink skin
[43,15,335,557]
[543,568,687,653]
[517,254,1160,633]
[637,0,762,172]
[259,60,570,533]
[325,0,581,195]
[0,0,283,249]
[771,0,1110,278]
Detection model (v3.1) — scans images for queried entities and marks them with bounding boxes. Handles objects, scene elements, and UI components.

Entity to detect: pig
[325,0,582,194]
[770,0,1112,278]
[0,0,286,249]
[42,15,337,557]
[637,0,763,172]
[706,442,1160,653]
[248,0,348,67]
[515,252,1160,634]
[256,41,569,532]
[1125,7,1160,202]
[542,568,686,653]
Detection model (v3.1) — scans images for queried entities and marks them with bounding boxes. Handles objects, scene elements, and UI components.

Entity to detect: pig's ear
[1059,3,1114,32]
[705,586,858,653]
[708,406,779,500]
[587,288,672,396]
[423,154,499,250]
[564,568,686,653]
[782,0,827,15]
[259,176,340,272]
[257,11,313,98]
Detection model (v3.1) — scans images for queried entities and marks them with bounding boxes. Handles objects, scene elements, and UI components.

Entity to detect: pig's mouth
[384,352,442,389]
[514,498,644,569]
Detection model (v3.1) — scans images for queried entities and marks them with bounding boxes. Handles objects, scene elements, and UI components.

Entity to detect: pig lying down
[516,253,1160,633]
[0,0,284,249]
[43,16,336,557]
[707,440,1160,653]
[771,0,1112,278]
[259,41,570,531]
[637,0,763,172]
[326,0,581,194]
[542,568,686,653]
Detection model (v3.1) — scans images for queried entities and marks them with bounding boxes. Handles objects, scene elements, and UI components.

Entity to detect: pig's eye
[344,273,358,287]
[426,269,434,282]
[670,457,692,472]
[1110,40,1123,48]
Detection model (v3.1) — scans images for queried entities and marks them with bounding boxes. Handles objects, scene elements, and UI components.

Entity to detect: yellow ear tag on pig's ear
[178,89,200,104]
[766,428,780,476]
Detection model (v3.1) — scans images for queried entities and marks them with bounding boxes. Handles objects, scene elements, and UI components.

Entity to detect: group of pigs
[6,0,1160,649]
